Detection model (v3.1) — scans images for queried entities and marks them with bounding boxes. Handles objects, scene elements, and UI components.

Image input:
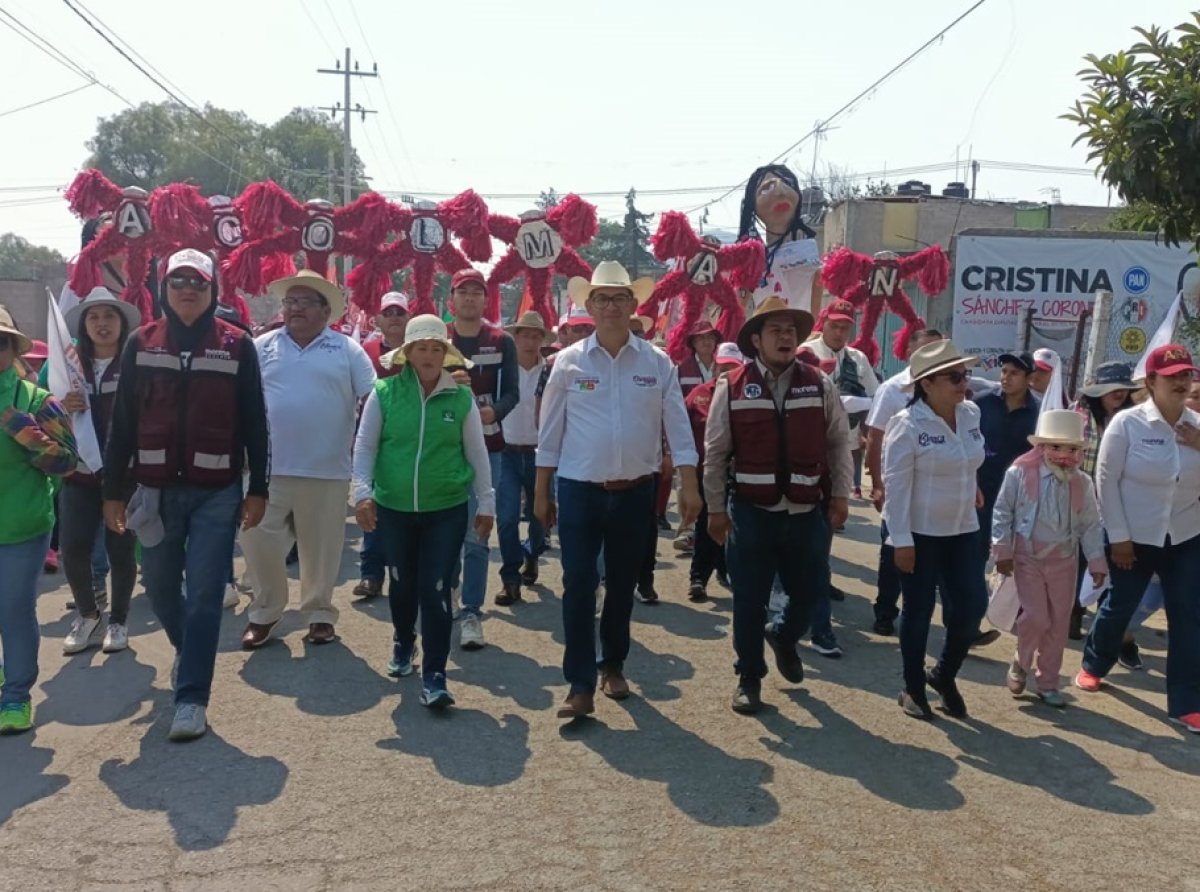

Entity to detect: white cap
[715,342,745,365]
[164,248,214,281]
[380,291,410,313]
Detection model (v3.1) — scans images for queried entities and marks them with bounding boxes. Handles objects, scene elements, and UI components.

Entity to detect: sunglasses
[931,370,969,385]
[282,295,327,310]
[167,274,209,291]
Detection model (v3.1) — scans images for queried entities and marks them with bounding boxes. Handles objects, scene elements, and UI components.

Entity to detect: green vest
[0,370,56,544]
[373,368,475,513]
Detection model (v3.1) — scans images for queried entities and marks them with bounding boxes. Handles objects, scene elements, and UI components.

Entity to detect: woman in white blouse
[1077,344,1200,733]
[882,340,988,720]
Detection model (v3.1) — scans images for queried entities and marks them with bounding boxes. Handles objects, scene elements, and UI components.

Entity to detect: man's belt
[504,444,538,454]
[592,475,653,492]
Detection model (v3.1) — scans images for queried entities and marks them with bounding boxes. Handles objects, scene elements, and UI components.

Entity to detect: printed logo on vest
[1142,437,1166,446]
[918,432,946,446]
[442,410,456,423]
[204,349,232,360]
[744,383,763,399]
[790,384,819,395]
[574,376,600,392]
[632,375,657,388]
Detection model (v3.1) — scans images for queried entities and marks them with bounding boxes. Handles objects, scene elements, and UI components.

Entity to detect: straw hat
[0,305,32,356]
[736,297,815,357]
[567,261,654,309]
[383,314,473,371]
[506,310,549,339]
[267,269,345,322]
[903,339,979,390]
[1028,409,1086,447]
[64,287,142,339]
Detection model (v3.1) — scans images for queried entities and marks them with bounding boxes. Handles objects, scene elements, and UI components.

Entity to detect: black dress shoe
[520,555,539,585]
[829,585,845,602]
[636,585,659,605]
[687,582,708,603]
[656,514,672,532]
[926,668,967,718]
[872,617,896,636]
[731,677,763,714]
[494,583,523,607]
[764,627,804,683]
[970,628,1001,649]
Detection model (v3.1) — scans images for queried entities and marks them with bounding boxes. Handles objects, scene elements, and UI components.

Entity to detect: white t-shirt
[750,238,820,310]
[255,327,377,480]
[867,369,910,432]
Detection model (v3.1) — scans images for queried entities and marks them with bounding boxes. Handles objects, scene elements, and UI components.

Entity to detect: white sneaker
[102,623,128,653]
[222,583,240,609]
[168,703,207,741]
[63,614,102,654]
[460,613,485,650]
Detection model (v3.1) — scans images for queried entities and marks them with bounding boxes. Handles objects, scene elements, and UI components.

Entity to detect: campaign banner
[951,234,1195,375]
[46,293,104,473]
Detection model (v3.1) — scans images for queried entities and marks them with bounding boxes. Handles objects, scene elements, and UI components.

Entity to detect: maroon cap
[825,301,856,323]
[1145,344,1200,377]
[686,321,719,346]
[450,268,486,291]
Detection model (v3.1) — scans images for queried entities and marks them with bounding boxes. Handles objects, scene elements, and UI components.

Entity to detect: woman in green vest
[0,306,80,734]
[352,314,494,709]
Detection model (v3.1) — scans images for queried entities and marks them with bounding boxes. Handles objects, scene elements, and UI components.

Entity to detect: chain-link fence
[1019,308,1092,399]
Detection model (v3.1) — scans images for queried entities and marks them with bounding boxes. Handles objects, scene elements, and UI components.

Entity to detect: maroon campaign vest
[453,323,508,452]
[677,355,708,398]
[67,354,122,488]
[727,361,827,506]
[685,378,719,464]
[363,336,403,379]
[132,317,246,488]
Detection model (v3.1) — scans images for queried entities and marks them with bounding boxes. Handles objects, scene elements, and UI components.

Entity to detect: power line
[297,0,337,57]
[0,82,95,118]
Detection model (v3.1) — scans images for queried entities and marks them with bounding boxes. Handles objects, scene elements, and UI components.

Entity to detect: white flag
[46,290,104,473]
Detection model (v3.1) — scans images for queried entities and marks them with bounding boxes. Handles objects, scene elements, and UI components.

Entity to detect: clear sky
[0,0,1195,256]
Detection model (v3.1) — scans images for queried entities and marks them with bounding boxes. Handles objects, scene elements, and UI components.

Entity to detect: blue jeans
[874,520,902,623]
[558,477,654,694]
[497,448,545,585]
[459,452,502,616]
[359,530,385,583]
[377,502,466,685]
[91,524,109,590]
[898,532,988,696]
[1083,534,1200,717]
[0,532,51,705]
[142,482,242,707]
[728,500,830,679]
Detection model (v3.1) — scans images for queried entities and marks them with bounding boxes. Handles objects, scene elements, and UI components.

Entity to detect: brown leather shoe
[241,621,278,650]
[307,623,337,644]
[352,578,382,599]
[600,669,630,700]
[494,582,522,607]
[556,691,595,719]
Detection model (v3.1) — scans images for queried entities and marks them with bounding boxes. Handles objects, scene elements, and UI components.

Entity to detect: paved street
[2,501,1197,891]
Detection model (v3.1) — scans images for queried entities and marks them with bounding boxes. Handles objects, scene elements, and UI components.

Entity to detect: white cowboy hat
[64,287,142,340]
[383,314,473,371]
[267,269,346,322]
[903,339,979,390]
[1028,409,1086,446]
[567,260,655,309]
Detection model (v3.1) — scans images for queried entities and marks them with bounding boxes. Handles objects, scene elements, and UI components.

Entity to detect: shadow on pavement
[37,648,157,727]
[448,644,562,711]
[0,730,69,828]
[757,690,965,812]
[377,693,531,787]
[239,638,388,716]
[99,701,289,851]
[632,599,731,642]
[562,697,779,828]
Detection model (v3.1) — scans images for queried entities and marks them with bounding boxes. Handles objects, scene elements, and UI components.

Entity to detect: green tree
[577,219,626,269]
[85,102,366,201]
[622,188,659,277]
[1063,14,1200,247]
[0,233,65,280]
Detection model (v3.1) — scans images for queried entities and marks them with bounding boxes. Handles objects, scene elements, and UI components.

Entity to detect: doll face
[1042,442,1083,471]
[754,174,799,234]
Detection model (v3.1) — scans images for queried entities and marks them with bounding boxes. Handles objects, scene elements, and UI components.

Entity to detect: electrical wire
[0,83,95,118]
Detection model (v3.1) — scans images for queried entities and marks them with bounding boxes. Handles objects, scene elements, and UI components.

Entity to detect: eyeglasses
[380,307,407,318]
[282,296,327,309]
[932,370,969,385]
[590,293,635,309]
[166,274,208,291]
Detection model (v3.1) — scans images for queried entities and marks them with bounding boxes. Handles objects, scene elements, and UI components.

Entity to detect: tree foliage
[1063,14,1200,247]
[0,232,66,280]
[85,102,366,201]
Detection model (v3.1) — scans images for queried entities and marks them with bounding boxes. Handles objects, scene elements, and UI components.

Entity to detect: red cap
[1034,359,1053,373]
[23,339,48,361]
[1145,344,1200,377]
[450,268,486,291]
[824,301,856,323]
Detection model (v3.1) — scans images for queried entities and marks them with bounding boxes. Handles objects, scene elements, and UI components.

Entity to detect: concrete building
[0,277,52,343]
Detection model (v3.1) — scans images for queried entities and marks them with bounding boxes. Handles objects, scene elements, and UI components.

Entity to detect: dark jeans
[689,495,727,585]
[638,473,660,590]
[91,526,109,590]
[360,529,384,583]
[558,477,654,694]
[874,520,902,623]
[142,481,243,707]
[1083,534,1200,717]
[377,501,467,685]
[898,531,988,696]
[60,484,137,624]
[728,499,830,680]
[976,502,995,562]
[497,448,546,585]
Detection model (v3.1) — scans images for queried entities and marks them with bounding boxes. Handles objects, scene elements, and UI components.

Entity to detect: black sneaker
[1118,639,1144,671]
[656,514,672,532]
[494,583,523,607]
[898,690,934,720]
[387,640,417,677]
[828,585,845,602]
[636,585,660,605]
[872,617,896,636]
[763,627,804,683]
[520,555,539,585]
[970,629,1002,649]
[687,582,707,603]
[810,632,843,659]
[731,677,763,714]
[419,674,455,709]
[926,668,967,718]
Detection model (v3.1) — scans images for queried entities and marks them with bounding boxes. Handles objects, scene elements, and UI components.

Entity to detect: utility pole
[970,160,980,200]
[317,48,377,207]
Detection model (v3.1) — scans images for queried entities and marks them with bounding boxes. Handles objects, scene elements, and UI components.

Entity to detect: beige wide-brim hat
[1029,409,1086,446]
[736,296,815,358]
[64,287,142,340]
[567,260,654,309]
[267,269,345,322]
[903,339,979,391]
[505,310,549,340]
[384,313,473,371]
[0,305,33,356]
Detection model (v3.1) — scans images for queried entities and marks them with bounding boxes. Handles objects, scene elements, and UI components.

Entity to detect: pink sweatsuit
[992,457,1106,692]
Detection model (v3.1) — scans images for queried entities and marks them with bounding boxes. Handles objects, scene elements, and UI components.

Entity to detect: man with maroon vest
[103,249,270,742]
[447,267,519,650]
[677,321,720,399]
[704,297,853,714]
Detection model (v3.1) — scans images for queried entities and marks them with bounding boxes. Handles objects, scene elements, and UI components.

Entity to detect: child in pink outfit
[992,410,1107,707]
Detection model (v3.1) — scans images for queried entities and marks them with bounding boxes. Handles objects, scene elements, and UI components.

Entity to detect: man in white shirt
[495,311,548,606]
[536,262,701,720]
[240,271,376,648]
[807,300,879,499]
